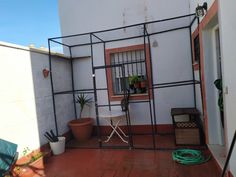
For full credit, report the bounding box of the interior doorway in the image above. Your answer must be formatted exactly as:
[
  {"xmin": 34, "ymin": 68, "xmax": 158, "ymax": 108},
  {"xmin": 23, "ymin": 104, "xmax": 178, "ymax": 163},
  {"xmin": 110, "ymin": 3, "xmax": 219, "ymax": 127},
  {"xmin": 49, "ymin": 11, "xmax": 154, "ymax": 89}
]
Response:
[
  {"xmin": 214, "ymin": 27, "xmax": 224, "ymax": 131},
  {"xmin": 202, "ymin": 16, "xmax": 226, "ymax": 168}
]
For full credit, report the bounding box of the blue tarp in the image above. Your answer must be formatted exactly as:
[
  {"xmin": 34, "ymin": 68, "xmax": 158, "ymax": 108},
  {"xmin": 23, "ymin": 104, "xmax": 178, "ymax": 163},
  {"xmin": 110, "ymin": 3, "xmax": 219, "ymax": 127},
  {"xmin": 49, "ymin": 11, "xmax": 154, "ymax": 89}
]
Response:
[{"xmin": 0, "ymin": 139, "xmax": 17, "ymax": 176}]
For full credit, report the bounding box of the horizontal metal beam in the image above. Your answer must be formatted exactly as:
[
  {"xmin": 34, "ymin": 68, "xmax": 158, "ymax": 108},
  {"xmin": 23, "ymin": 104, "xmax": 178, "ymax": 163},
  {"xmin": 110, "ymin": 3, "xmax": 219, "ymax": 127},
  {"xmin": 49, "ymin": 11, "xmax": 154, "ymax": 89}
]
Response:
[
  {"xmin": 70, "ymin": 26, "xmax": 189, "ymax": 48},
  {"xmin": 149, "ymin": 26, "xmax": 189, "ymax": 36},
  {"xmin": 152, "ymin": 81, "xmax": 200, "ymax": 89},
  {"xmin": 91, "ymin": 33, "xmax": 105, "ymax": 42},
  {"xmin": 49, "ymin": 13, "xmax": 195, "ymax": 40},
  {"xmin": 153, "ymin": 80, "xmax": 197, "ymax": 86},
  {"xmin": 93, "ymin": 63, "xmax": 123, "ymax": 70},
  {"xmin": 49, "ymin": 39, "xmax": 70, "ymax": 48}
]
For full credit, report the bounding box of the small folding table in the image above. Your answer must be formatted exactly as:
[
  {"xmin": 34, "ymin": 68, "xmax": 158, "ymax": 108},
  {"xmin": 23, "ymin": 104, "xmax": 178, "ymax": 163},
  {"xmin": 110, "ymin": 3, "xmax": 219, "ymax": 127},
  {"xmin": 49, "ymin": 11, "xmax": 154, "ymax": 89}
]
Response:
[{"xmin": 99, "ymin": 109, "xmax": 128, "ymax": 143}]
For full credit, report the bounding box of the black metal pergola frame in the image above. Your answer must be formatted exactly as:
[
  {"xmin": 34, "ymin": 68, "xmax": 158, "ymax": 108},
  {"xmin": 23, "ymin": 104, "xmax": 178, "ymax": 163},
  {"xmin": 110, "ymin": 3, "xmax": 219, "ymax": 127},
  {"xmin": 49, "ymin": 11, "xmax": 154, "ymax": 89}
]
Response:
[{"xmin": 48, "ymin": 13, "xmax": 203, "ymax": 150}]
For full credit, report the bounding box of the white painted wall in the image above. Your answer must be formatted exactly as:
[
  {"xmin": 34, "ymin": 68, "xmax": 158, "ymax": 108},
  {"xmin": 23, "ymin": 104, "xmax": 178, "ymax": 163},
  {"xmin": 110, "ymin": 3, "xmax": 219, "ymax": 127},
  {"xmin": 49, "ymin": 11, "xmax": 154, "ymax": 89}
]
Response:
[
  {"xmin": 58, "ymin": 0, "xmax": 190, "ymax": 36},
  {"xmin": 0, "ymin": 42, "xmax": 74, "ymax": 156},
  {"xmin": 190, "ymin": 1, "xmax": 222, "ymax": 142},
  {"xmin": 71, "ymin": 30, "xmax": 195, "ymax": 125},
  {"xmin": 218, "ymin": 0, "xmax": 236, "ymax": 175},
  {"xmin": 58, "ymin": 0, "xmax": 195, "ymax": 125},
  {"xmin": 59, "ymin": 0, "xmax": 193, "ymax": 57}
]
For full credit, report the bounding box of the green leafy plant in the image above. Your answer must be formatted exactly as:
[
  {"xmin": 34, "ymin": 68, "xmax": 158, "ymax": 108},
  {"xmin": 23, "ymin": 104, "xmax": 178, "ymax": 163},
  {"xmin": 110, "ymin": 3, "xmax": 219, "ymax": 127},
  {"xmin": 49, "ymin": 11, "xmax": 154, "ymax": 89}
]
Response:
[
  {"xmin": 214, "ymin": 79, "xmax": 223, "ymax": 112},
  {"xmin": 129, "ymin": 75, "xmax": 140, "ymax": 84},
  {"xmin": 30, "ymin": 151, "xmax": 43, "ymax": 163},
  {"xmin": 22, "ymin": 147, "xmax": 30, "ymax": 156},
  {"xmin": 128, "ymin": 75, "xmax": 133, "ymax": 85},
  {"xmin": 140, "ymin": 76, "xmax": 147, "ymax": 83},
  {"xmin": 20, "ymin": 148, "xmax": 44, "ymax": 165},
  {"xmin": 75, "ymin": 94, "xmax": 93, "ymax": 118}
]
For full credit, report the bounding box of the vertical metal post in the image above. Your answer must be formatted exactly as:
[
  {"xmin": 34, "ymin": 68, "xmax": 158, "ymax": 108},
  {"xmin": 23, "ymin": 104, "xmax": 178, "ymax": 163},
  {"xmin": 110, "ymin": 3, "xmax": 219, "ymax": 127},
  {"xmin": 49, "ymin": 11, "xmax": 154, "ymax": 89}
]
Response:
[
  {"xmin": 134, "ymin": 51, "xmax": 138, "ymax": 74},
  {"xmin": 131, "ymin": 51, "xmax": 134, "ymax": 75},
  {"xmin": 221, "ymin": 130, "xmax": 236, "ymax": 177},
  {"xmin": 189, "ymin": 27, "xmax": 197, "ymax": 108},
  {"xmin": 139, "ymin": 51, "xmax": 143, "ymax": 75},
  {"xmin": 147, "ymin": 33, "xmax": 158, "ymax": 134},
  {"xmin": 48, "ymin": 39, "xmax": 59, "ymax": 136},
  {"xmin": 124, "ymin": 52, "xmax": 130, "ymax": 76},
  {"xmin": 117, "ymin": 52, "xmax": 122, "ymax": 92},
  {"xmin": 143, "ymin": 24, "xmax": 156, "ymax": 149},
  {"xmin": 197, "ymin": 17, "xmax": 205, "ymax": 116},
  {"xmin": 121, "ymin": 65, "xmax": 133, "ymax": 148},
  {"xmin": 90, "ymin": 34, "xmax": 102, "ymax": 148},
  {"xmin": 103, "ymin": 42, "xmax": 111, "ymax": 111},
  {"xmin": 69, "ymin": 47, "xmax": 77, "ymax": 118},
  {"xmin": 103, "ymin": 42, "xmax": 113, "ymax": 126}
]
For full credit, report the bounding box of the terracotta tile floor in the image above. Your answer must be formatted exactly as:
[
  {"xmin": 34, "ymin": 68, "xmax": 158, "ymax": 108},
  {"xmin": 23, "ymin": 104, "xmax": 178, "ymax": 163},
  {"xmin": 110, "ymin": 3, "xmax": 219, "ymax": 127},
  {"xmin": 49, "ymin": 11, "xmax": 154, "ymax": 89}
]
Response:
[
  {"xmin": 16, "ymin": 148, "xmax": 221, "ymax": 177},
  {"xmin": 66, "ymin": 134, "xmax": 206, "ymax": 150},
  {"xmin": 13, "ymin": 135, "xmax": 221, "ymax": 177}
]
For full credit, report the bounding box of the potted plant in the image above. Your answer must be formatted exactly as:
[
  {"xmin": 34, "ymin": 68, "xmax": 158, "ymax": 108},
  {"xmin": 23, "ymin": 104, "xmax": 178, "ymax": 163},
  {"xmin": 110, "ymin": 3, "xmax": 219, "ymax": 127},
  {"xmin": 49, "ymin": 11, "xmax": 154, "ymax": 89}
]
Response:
[
  {"xmin": 44, "ymin": 130, "xmax": 65, "ymax": 155},
  {"xmin": 128, "ymin": 75, "xmax": 134, "ymax": 90},
  {"xmin": 140, "ymin": 76, "xmax": 147, "ymax": 88},
  {"xmin": 13, "ymin": 147, "xmax": 51, "ymax": 176},
  {"xmin": 214, "ymin": 78, "xmax": 224, "ymax": 128},
  {"xmin": 130, "ymin": 75, "xmax": 140, "ymax": 89},
  {"xmin": 140, "ymin": 76, "xmax": 147, "ymax": 93},
  {"xmin": 68, "ymin": 94, "xmax": 94, "ymax": 142}
]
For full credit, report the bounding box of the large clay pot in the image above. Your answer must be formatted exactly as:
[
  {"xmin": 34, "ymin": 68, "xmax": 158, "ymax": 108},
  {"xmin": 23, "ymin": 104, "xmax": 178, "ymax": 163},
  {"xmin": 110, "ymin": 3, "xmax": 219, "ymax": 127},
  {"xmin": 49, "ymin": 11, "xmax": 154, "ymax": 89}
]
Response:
[{"xmin": 68, "ymin": 118, "xmax": 94, "ymax": 142}]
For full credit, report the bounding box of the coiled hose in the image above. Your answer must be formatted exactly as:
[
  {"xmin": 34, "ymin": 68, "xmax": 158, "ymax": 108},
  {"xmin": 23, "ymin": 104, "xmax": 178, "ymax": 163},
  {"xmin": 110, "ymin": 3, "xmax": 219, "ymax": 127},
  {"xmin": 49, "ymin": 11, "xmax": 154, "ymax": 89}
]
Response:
[{"xmin": 172, "ymin": 149, "xmax": 211, "ymax": 165}]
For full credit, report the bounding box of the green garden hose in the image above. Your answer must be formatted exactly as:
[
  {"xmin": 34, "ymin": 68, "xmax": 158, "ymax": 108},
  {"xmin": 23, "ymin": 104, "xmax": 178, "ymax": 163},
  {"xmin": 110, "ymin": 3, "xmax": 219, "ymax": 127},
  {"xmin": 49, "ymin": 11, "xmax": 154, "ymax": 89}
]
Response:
[{"xmin": 172, "ymin": 149, "xmax": 211, "ymax": 165}]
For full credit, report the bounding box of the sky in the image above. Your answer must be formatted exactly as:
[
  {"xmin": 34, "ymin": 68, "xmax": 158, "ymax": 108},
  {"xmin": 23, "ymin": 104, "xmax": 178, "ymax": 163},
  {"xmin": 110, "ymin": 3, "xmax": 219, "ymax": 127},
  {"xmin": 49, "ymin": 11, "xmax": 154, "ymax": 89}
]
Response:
[{"xmin": 0, "ymin": 0, "xmax": 61, "ymax": 48}]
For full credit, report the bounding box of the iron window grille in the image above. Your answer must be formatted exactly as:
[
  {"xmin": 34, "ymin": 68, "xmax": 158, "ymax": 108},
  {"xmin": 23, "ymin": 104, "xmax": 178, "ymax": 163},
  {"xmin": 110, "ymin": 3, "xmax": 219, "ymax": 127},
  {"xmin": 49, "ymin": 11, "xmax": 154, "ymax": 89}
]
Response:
[{"xmin": 110, "ymin": 49, "xmax": 147, "ymax": 95}]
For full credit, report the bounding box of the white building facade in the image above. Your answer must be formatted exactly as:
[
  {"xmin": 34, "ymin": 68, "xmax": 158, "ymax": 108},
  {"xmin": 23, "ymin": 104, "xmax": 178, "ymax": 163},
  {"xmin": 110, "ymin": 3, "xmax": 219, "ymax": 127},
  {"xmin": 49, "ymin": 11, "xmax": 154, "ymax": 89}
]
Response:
[{"xmin": 58, "ymin": 0, "xmax": 236, "ymax": 176}]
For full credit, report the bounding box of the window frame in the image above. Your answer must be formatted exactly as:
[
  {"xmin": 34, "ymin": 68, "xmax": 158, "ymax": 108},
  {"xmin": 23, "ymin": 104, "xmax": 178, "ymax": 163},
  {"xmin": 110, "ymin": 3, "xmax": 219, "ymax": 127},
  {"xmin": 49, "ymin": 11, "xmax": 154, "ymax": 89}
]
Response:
[
  {"xmin": 192, "ymin": 29, "xmax": 201, "ymax": 70},
  {"xmin": 105, "ymin": 44, "xmax": 152, "ymax": 101}
]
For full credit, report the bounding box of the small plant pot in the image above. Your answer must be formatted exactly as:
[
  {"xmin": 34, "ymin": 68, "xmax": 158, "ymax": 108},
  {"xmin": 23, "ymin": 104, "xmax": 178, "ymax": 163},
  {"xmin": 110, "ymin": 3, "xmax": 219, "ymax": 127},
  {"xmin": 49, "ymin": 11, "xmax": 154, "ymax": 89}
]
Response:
[
  {"xmin": 42, "ymin": 68, "xmax": 50, "ymax": 78},
  {"xmin": 68, "ymin": 118, "xmax": 94, "ymax": 142},
  {"xmin": 49, "ymin": 136, "xmax": 65, "ymax": 155},
  {"xmin": 14, "ymin": 156, "xmax": 44, "ymax": 176},
  {"xmin": 134, "ymin": 82, "xmax": 140, "ymax": 89},
  {"xmin": 140, "ymin": 81, "xmax": 146, "ymax": 88}
]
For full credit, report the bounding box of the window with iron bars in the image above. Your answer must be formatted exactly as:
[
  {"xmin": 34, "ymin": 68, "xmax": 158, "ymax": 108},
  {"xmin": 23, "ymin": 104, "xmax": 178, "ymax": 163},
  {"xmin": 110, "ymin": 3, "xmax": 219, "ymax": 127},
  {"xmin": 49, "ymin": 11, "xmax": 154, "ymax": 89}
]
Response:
[
  {"xmin": 194, "ymin": 34, "xmax": 200, "ymax": 64},
  {"xmin": 111, "ymin": 50, "xmax": 147, "ymax": 95},
  {"xmin": 106, "ymin": 44, "xmax": 152, "ymax": 101}
]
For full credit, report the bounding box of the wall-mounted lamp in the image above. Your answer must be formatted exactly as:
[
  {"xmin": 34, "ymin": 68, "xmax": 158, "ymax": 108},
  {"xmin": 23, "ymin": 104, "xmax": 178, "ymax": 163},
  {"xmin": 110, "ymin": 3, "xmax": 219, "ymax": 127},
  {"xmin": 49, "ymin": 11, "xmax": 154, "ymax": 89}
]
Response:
[
  {"xmin": 43, "ymin": 68, "xmax": 50, "ymax": 78},
  {"xmin": 195, "ymin": 2, "xmax": 208, "ymax": 17}
]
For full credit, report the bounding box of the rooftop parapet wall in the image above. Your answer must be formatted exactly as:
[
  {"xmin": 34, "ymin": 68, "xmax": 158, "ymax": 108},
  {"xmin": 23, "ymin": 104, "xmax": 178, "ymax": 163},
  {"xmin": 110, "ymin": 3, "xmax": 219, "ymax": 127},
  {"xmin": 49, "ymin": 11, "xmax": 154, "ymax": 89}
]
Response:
[{"xmin": 0, "ymin": 42, "xmax": 73, "ymax": 156}]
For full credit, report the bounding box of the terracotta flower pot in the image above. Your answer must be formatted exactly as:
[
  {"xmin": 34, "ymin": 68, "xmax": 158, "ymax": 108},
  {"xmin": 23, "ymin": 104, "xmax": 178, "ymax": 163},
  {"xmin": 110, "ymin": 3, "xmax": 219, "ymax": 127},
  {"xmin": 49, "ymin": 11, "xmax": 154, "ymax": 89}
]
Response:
[
  {"xmin": 68, "ymin": 118, "xmax": 94, "ymax": 142},
  {"xmin": 134, "ymin": 82, "xmax": 140, "ymax": 89},
  {"xmin": 140, "ymin": 81, "xmax": 146, "ymax": 88},
  {"xmin": 14, "ymin": 149, "xmax": 51, "ymax": 176},
  {"xmin": 42, "ymin": 68, "xmax": 49, "ymax": 78},
  {"xmin": 14, "ymin": 157, "xmax": 44, "ymax": 176}
]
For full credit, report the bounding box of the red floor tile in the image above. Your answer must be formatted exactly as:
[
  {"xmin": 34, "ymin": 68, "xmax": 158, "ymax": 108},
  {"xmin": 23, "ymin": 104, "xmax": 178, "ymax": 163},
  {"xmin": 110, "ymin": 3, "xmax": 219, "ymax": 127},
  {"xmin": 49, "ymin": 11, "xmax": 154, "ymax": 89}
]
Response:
[{"xmin": 13, "ymin": 135, "xmax": 221, "ymax": 177}]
